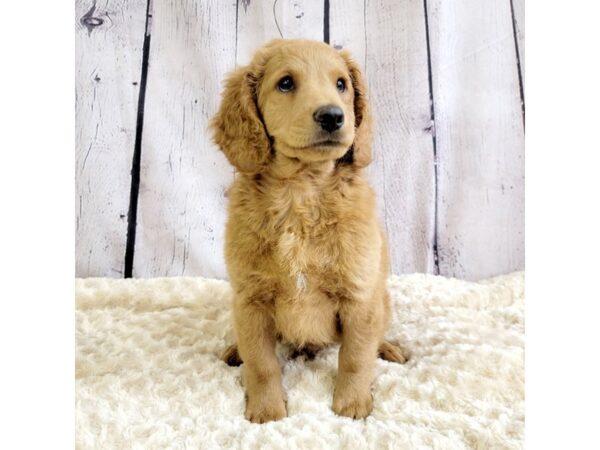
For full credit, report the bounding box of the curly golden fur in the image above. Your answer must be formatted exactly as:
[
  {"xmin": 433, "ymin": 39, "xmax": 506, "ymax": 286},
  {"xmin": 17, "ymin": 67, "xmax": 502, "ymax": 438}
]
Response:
[{"xmin": 211, "ymin": 39, "xmax": 406, "ymax": 423}]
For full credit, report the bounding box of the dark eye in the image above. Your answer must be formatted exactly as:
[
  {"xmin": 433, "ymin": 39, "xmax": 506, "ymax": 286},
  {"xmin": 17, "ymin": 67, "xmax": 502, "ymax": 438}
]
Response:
[
  {"xmin": 277, "ymin": 76, "xmax": 294, "ymax": 92},
  {"xmin": 337, "ymin": 78, "xmax": 346, "ymax": 92}
]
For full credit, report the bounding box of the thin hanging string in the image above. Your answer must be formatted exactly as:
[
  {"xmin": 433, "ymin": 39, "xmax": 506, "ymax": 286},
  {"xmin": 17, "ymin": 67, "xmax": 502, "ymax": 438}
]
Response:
[{"xmin": 273, "ymin": 0, "xmax": 284, "ymax": 38}]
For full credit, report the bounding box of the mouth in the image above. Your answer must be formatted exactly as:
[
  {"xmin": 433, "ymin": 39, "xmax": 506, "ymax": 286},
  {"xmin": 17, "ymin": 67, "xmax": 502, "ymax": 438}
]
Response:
[
  {"xmin": 312, "ymin": 139, "xmax": 343, "ymax": 148},
  {"xmin": 277, "ymin": 136, "xmax": 351, "ymax": 155},
  {"xmin": 291, "ymin": 139, "xmax": 347, "ymax": 151}
]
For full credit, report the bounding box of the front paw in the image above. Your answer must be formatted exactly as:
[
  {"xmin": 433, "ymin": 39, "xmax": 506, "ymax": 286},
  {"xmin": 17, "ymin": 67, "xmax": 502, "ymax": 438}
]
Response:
[
  {"xmin": 332, "ymin": 391, "xmax": 373, "ymax": 419},
  {"xmin": 245, "ymin": 394, "xmax": 287, "ymax": 423}
]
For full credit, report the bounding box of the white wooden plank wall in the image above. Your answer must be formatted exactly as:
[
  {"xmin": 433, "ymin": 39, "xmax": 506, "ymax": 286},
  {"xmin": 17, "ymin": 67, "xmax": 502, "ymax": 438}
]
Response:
[
  {"xmin": 428, "ymin": 0, "xmax": 525, "ymax": 279},
  {"xmin": 237, "ymin": 0, "xmax": 324, "ymax": 65},
  {"xmin": 368, "ymin": 1, "xmax": 437, "ymax": 274},
  {"xmin": 132, "ymin": 0, "xmax": 236, "ymax": 278},
  {"xmin": 512, "ymin": 0, "xmax": 525, "ymax": 119},
  {"xmin": 330, "ymin": 0, "xmax": 436, "ymax": 274},
  {"xmin": 75, "ymin": 0, "xmax": 147, "ymax": 276},
  {"xmin": 512, "ymin": 0, "xmax": 525, "ymax": 77},
  {"xmin": 75, "ymin": 0, "xmax": 525, "ymax": 280}
]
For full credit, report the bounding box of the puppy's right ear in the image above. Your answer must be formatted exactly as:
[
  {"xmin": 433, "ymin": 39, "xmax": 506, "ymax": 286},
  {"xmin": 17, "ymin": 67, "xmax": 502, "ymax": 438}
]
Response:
[{"xmin": 211, "ymin": 67, "xmax": 270, "ymax": 173}]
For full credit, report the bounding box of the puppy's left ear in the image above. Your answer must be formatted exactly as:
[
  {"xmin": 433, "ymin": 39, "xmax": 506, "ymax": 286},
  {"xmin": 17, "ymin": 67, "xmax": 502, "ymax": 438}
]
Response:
[{"xmin": 340, "ymin": 50, "xmax": 373, "ymax": 168}]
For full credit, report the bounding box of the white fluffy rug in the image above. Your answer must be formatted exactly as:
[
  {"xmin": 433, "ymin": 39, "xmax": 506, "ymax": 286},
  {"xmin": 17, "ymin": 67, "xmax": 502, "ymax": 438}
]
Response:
[{"xmin": 76, "ymin": 272, "xmax": 524, "ymax": 449}]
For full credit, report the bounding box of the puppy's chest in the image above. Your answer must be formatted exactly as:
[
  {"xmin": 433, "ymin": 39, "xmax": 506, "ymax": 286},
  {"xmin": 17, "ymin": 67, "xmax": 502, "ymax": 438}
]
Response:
[{"xmin": 268, "ymin": 185, "xmax": 342, "ymax": 276}]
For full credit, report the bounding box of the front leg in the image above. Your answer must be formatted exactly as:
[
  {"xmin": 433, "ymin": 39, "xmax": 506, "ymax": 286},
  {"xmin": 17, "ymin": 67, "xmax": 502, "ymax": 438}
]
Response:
[
  {"xmin": 234, "ymin": 298, "xmax": 287, "ymax": 423},
  {"xmin": 332, "ymin": 296, "xmax": 382, "ymax": 419}
]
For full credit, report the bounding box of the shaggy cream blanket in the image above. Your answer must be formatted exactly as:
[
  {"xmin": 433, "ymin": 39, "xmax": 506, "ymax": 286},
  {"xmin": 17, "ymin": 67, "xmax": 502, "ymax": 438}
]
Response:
[{"xmin": 76, "ymin": 273, "xmax": 524, "ymax": 449}]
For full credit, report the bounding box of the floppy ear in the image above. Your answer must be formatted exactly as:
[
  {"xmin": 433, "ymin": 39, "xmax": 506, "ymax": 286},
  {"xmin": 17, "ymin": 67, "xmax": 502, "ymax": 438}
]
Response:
[
  {"xmin": 340, "ymin": 51, "xmax": 373, "ymax": 168},
  {"xmin": 211, "ymin": 67, "xmax": 270, "ymax": 173}
]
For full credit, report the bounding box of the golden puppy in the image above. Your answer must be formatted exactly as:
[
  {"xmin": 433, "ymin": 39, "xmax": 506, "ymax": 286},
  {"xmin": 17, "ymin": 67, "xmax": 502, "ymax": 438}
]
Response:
[{"xmin": 211, "ymin": 39, "xmax": 406, "ymax": 423}]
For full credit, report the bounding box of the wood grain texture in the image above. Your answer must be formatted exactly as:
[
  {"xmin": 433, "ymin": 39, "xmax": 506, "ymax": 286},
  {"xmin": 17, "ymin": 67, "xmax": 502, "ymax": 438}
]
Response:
[
  {"xmin": 512, "ymin": 0, "xmax": 524, "ymax": 76},
  {"xmin": 132, "ymin": 0, "xmax": 236, "ymax": 278},
  {"xmin": 75, "ymin": 0, "xmax": 147, "ymax": 277},
  {"xmin": 75, "ymin": 0, "xmax": 525, "ymax": 280},
  {"xmin": 236, "ymin": 0, "xmax": 324, "ymax": 66},
  {"xmin": 428, "ymin": 0, "xmax": 525, "ymax": 280},
  {"xmin": 328, "ymin": 0, "xmax": 366, "ymax": 67},
  {"xmin": 331, "ymin": 0, "xmax": 437, "ymax": 274},
  {"xmin": 511, "ymin": 0, "xmax": 525, "ymax": 121}
]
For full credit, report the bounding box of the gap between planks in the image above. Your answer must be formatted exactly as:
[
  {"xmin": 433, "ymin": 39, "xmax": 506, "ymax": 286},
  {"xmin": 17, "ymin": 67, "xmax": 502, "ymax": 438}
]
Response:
[
  {"xmin": 124, "ymin": 0, "xmax": 153, "ymax": 278},
  {"xmin": 509, "ymin": 0, "xmax": 525, "ymax": 126},
  {"xmin": 422, "ymin": 0, "xmax": 440, "ymax": 275}
]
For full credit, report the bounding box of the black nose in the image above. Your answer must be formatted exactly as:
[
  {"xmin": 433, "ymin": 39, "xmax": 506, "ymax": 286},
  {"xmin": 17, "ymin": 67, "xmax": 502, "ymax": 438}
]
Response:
[{"xmin": 313, "ymin": 105, "xmax": 344, "ymax": 132}]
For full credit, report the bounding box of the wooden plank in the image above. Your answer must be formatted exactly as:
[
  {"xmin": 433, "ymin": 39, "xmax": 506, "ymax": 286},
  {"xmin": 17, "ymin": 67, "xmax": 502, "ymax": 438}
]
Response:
[
  {"xmin": 511, "ymin": 0, "xmax": 525, "ymax": 120},
  {"xmin": 328, "ymin": 0, "xmax": 366, "ymax": 67},
  {"xmin": 236, "ymin": 0, "xmax": 324, "ymax": 65},
  {"xmin": 428, "ymin": 0, "xmax": 525, "ymax": 280},
  {"xmin": 75, "ymin": 0, "xmax": 147, "ymax": 277},
  {"xmin": 331, "ymin": 0, "xmax": 437, "ymax": 274},
  {"xmin": 512, "ymin": 0, "xmax": 525, "ymax": 76},
  {"xmin": 132, "ymin": 1, "xmax": 237, "ymax": 278}
]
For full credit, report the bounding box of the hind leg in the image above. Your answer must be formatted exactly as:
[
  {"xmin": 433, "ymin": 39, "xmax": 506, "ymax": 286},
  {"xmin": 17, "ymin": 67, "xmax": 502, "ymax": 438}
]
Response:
[
  {"xmin": 378, "ymin": 340, "xmax": 408, "ymax": 364},
  {"xmin": 222, "ymin": 343, "xmax": 243, "ymax": 366}
]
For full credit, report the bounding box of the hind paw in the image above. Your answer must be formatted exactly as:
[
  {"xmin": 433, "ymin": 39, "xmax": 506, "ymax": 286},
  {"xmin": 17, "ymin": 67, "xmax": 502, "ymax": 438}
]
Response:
[
  {"xmin": 221, "ymin": 344, "xmax": 243, "ymax": 366},
  {"xmin": 378, "ymin": 340, "xmax": 408, "ymax": 364}
]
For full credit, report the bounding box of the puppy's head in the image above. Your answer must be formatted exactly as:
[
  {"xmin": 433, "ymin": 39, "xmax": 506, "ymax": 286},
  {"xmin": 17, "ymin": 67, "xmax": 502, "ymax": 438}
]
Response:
[{"xmin": 211, "ymin": 39, "xmax": 372, "ymax": 173}]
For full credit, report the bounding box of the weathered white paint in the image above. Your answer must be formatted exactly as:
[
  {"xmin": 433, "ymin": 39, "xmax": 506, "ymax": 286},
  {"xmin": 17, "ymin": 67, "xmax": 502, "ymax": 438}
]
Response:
[
  {"xmin": 513, "ymin": 0, "xmax": 525, "ymax": 77},
  {"xmin": 328, "ymin": 0, "xmax": 366, "ymax": 68},
  {"xmin": 428, "ymin": 0, "xmax": 525, "ymax": 280},
  {"xmin": 75, "ymin": 0, "xmax": 147, "ymax": 277},
  {"xmin": 330, "ymin": 0, "xmax": 437, "ymax": 274},
  {"xmin": 236, "ymin": 0, "xmax": 324, "ymax": 66},
  {"xmin": 132, "ymin": 0, "xmax": 236, "ymax": 277},
  {"xmin": 75, "ymin": 0, "xmax": 525, "ymax": 280},
  {"xmin": 367, "ymin": 0, "xmax": 437, "ymax": 274}
]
